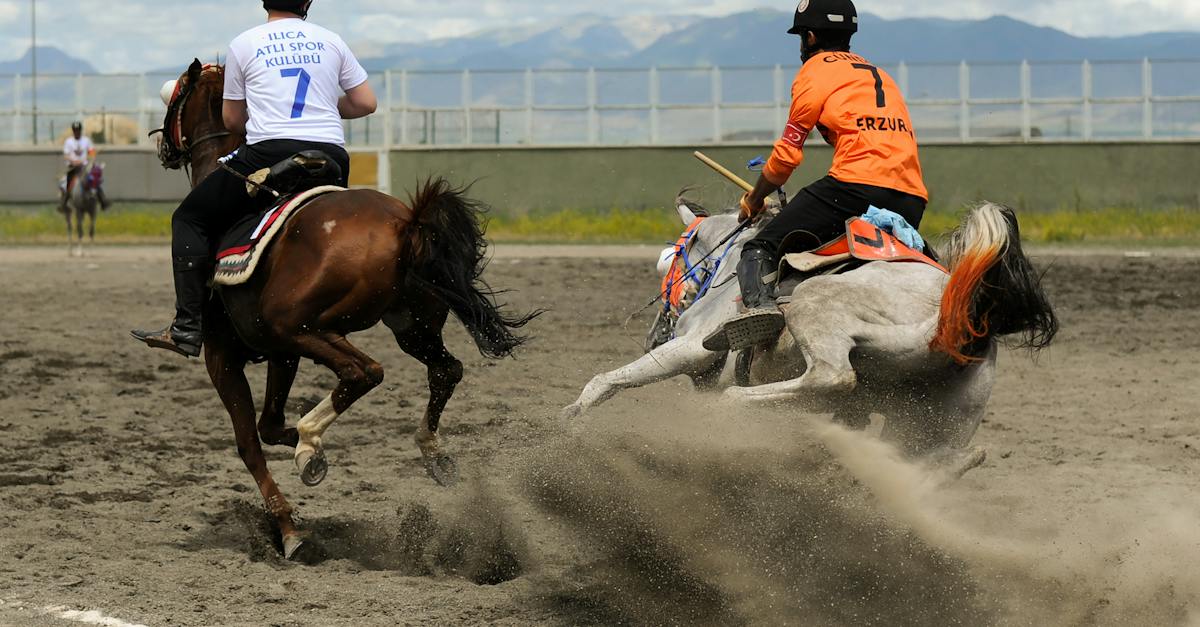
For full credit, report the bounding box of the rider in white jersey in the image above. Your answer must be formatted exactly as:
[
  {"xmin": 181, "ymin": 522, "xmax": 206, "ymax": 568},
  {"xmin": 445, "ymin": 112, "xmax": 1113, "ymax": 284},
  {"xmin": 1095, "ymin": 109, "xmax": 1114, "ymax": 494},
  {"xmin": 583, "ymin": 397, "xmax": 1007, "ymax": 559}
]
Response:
[
  {"xmin": 132, "ymin": 0, "xmax": 377, "ymax": 358},
  {"xmin": 59, "ymin": 121, "xmax": 111, "ymax": 212}
]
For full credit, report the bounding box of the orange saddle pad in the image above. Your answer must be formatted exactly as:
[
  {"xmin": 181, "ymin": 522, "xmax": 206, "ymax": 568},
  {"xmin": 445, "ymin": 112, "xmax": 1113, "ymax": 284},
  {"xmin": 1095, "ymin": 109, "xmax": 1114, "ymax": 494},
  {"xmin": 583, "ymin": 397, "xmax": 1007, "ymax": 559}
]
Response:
[{"xmin": 812, "ymin": 218, "xmax": 947, "ymax": 273}]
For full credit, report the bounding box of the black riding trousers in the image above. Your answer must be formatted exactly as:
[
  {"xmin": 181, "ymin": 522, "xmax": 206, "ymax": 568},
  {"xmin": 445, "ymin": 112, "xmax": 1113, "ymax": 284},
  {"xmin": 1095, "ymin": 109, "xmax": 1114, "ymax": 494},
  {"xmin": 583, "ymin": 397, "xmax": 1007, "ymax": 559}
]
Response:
[
  {"xmin": 745, "ymin": 176, "xmax": 927, "ymax": 257},
  {"xmin": 171, "ymin": 139, "xmax": 351, "ymax": 259}
]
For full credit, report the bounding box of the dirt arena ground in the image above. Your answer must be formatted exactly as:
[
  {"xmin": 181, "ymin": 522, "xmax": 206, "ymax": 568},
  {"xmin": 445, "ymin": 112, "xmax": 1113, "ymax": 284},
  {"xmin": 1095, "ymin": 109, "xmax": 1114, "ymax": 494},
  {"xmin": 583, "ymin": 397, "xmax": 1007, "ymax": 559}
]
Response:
[{"xmin": 1, "ymin": 244, "xmax": 1199, "ymax": 626}]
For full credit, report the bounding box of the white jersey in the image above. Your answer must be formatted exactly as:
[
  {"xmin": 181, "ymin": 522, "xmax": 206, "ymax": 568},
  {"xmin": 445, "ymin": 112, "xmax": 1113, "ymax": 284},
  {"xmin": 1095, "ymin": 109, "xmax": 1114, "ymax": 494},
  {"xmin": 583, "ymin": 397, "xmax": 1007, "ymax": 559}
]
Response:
[
  {"xmin": 224, "ymin": 18, "xmax": 369, "ymax": 147},
  {"xmin": 63, "ymin": 136, "xmax": 93, "ymax": 166}
]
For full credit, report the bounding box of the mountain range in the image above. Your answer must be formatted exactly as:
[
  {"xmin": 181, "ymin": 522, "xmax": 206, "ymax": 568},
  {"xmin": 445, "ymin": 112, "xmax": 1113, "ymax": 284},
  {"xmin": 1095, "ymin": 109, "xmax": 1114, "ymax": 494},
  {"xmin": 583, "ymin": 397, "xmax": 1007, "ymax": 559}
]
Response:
[
  {"xmin": 0, "ymin": 46, "xmax": 96, "ymax": 74},
  {"xmin": 356, "ymin": 9, "xmax": 1200, "ymax": 71},
  {"xmin": 3, "ymin": 10, "xmax": 1198, "ymax": 75}
]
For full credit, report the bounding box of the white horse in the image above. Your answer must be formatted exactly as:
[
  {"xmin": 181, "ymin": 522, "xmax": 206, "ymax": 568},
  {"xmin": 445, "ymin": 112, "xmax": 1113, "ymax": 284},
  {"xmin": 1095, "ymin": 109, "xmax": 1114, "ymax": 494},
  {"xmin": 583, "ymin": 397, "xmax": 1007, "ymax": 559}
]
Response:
[
  {"xmin": 564, "ymin": 200, "xmax": 1057, "ymax": 458},
  {"xmin": 62, "ymin": 158, "xmax": 105, "ymax": 257}
]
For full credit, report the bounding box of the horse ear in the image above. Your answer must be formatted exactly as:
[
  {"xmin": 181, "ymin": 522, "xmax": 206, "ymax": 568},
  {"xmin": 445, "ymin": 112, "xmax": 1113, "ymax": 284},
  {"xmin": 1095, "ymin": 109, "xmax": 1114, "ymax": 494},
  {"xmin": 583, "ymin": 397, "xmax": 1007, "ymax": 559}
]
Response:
[
  {"xmin": 675, "ymin": 202, "xmax": 698, "ymax": 226},
  {"xmin": 188, "ymin": 58, "xmax": 203, "ymax": 83}
]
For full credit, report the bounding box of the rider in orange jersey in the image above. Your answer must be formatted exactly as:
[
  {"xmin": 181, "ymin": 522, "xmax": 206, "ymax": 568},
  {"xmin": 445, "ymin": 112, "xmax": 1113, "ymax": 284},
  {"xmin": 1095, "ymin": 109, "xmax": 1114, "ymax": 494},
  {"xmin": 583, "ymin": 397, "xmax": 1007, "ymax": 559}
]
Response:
[{"xmin": 704, "ymin": 0, "xmax": 929, "ymax": 353}]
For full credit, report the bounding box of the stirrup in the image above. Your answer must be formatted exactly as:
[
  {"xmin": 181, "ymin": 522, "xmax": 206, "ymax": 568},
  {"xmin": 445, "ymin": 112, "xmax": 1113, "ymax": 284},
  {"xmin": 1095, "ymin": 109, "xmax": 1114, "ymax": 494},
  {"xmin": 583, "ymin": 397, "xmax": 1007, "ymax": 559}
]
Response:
[
  {"xmin": 130, "ymin": 326, "xmax": 201, "ymax": 358},
  {"xmin": 703, "ymin": 309, "xmax": 785, "ymax": 352}
]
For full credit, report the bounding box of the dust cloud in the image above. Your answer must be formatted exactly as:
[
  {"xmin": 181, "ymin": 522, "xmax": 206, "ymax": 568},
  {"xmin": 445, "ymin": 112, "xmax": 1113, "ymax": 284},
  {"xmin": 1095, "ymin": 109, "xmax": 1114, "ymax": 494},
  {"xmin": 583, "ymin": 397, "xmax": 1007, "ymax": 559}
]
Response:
[{"xmin": 500, "ymin": 403, "xmax": 1200, "ymax": 626}]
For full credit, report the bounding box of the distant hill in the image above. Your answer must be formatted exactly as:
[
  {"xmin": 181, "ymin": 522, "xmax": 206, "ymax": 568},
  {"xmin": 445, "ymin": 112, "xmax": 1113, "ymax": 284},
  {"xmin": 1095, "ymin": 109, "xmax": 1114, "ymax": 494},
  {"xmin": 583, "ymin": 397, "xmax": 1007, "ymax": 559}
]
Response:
[
  {"xmin": 360, "ymin": 14, "xmax": 700, "ymax": 72},
  {"xmin": 362, "ymin": 10, "xmax": 1200, "ymax": 70},
  {"xmin": 0, "ymin": 46, "xmax": 96, "ymax": 74}
]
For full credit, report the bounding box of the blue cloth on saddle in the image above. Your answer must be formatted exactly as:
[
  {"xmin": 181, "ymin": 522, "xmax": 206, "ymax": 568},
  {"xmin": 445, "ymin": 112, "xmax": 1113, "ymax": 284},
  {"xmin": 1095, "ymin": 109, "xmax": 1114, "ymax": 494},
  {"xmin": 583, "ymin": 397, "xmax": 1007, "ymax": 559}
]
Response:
[{"xmin": 862, "ymin": 206, "xmax": 925, "ymax": 251}]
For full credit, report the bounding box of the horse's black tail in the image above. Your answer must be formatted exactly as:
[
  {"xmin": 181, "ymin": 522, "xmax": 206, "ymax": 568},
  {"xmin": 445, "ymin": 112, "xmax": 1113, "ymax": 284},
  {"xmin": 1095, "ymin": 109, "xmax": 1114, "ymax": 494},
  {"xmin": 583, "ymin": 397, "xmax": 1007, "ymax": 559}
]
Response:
[
  {"xmin": 932, "ymin": 202, "xmax": 1059, "ymax": 364},
  {"xmin": 403, "ymin": 178, "xmax": 541, "ymax": 358}
]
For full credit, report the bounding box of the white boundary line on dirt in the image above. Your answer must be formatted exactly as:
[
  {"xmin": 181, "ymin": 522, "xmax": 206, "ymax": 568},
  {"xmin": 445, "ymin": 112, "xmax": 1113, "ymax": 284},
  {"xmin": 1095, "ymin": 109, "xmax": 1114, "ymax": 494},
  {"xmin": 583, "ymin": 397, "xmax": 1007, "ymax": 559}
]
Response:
[{"xmin": 40, "ymin": 605, "xmax": 149, "ymax": 627}]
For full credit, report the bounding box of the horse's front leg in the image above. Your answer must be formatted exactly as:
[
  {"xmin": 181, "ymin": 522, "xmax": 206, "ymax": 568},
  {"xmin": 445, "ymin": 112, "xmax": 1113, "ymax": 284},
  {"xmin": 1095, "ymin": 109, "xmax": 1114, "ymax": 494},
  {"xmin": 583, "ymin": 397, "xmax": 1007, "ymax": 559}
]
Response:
[
  {"xmin": 204, "ymin": 319, "xmax": 304, "ymax": 558},
  {"xmin": 563, "ymin": 334, "xmax": 723, "ymax": 419},
  {"xmin": 258, "ymin": 358, "xmax": 300, "ymax": 448},
  {"xmin": 722, "ymin": 331, "xmax": 856, "ymax": 408},
  {"xmin": 63, "ymin": 210, "xmax": 73, "ymax": 254}
]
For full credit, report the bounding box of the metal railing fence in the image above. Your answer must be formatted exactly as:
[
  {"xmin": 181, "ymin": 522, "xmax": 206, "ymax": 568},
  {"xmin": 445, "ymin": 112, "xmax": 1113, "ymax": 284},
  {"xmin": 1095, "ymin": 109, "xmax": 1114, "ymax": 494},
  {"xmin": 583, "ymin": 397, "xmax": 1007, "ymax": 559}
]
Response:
[{"xmin": 1, "ymin": 58, "xmax": 1197, "ymax": 148}]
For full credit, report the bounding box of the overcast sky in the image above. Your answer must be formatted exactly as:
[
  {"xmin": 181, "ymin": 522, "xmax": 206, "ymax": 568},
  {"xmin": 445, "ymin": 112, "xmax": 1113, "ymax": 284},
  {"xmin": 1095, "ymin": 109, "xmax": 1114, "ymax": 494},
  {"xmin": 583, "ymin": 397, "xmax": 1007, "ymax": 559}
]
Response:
[{"xmin": 0, "ymin": 0, "xmax": 1197, "ymax": 72}]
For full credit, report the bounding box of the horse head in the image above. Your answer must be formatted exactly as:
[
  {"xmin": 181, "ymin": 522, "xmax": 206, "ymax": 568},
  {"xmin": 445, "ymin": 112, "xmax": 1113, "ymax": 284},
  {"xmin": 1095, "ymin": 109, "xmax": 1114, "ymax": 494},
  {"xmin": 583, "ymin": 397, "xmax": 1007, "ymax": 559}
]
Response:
[
  {"xmin": 155, "ymin": 59, "xmax": 239, "ymax": 182},
  {"xmin": 657, "ymin": 194, "xmax": 759, "ymax": 321}
]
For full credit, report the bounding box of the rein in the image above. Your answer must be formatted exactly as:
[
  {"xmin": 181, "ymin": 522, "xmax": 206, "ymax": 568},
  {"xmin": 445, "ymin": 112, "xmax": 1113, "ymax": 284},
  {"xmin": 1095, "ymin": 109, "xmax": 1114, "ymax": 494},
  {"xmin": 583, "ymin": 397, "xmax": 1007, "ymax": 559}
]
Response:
[{"xmin": 623, "ymin": 218, "xmax": 751, "ymax": 328}]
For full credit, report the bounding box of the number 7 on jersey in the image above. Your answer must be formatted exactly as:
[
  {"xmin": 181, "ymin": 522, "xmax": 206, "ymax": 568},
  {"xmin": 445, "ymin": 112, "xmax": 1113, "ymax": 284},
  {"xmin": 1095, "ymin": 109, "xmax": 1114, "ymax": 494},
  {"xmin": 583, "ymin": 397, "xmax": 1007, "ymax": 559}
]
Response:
[{"xmin": 280, "ymin": 68, "xmax": 312, "ymax": 119}]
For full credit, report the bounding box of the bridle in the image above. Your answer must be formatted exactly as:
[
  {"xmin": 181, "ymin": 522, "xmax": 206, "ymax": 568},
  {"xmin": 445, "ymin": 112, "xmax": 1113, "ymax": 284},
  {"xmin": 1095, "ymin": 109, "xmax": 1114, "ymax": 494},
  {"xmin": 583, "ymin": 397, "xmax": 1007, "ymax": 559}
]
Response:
[
  {"xmin": 663, "ymin": 220, "xmax": 742, "ymax": 318},
  {"xmin": 149, "ymin": 64, "xmax": 232, "ymax": 173}
]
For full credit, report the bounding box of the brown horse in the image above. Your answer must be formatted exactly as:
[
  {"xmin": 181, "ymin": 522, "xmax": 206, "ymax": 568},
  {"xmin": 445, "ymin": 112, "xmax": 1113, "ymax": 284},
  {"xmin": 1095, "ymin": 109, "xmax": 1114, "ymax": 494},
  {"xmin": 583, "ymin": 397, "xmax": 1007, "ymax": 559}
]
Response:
[{"xmin": 154, "ymin": 59, "xmax": 537, "ymax": 558}]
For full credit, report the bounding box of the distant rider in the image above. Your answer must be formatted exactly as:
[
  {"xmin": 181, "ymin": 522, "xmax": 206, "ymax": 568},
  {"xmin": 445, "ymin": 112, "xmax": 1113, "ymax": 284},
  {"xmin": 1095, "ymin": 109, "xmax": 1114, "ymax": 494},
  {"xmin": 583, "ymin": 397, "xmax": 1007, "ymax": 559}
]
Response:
[
  {"xmin": 704, "ymin": 0, "xmax": 929, "ymax": 352},
  {"xmin": 60, "ymin": 121, "xmax": 111, "ymax": 212},
  {"xmin": 131, "ymin": 0, "xmax": 377, "ymax": 358}
]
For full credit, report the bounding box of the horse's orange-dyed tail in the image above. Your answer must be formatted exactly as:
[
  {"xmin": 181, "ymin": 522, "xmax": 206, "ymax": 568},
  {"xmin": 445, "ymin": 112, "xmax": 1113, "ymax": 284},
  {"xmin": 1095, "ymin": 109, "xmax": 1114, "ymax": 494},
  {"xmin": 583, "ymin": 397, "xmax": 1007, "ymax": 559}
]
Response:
[
  {"xmin": 930, "ymin": 203, "xmax": 1058, "ymax": 365},
  {"xmin": 930, "ymin": 241, "xmax": 1004, "ymax": 364}
]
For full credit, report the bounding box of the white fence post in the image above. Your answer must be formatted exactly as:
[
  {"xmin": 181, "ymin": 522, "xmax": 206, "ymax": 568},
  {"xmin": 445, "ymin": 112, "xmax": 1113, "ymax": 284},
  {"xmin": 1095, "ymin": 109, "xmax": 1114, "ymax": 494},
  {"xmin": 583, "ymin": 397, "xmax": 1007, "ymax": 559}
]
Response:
[
  {"xmin": 524, "ymin": 68, "xmax": 534, "ymax": 145},
  {"xmin": 773, "ymin": 64, "xmax": 785, "ymax": 131},
  {"xmin": 382, "ymin": 70, "xmax": 394, "ymax": 150},
  {"xmin": 649, "ymin": 66, "xmax": 660, "ymax": 144},
  {"xmin": 1082, "ymin": 60, "xmax": 1093, "ymax": 140},
  {"xmin": 1142, "ymin": 58, "xmax": 1153, "ymax": 139},
  {"xmin": 399, "ymin": 69, "xmax": 409, "ymax": 147},
  {"xmin": 13, "ymin": 74, "xmax": 21, "ymax": 145},
  {"xmin": 75, "ymin": 73, "xmax": 84, "ymax": 121},
  {"xmin": 959, "ymin": 61, "xmax": 971, "ymax": 142},
  {"xmin": 462, "ymin": 69, "xmax": 472, "ymax": 145},
  {"xmin": 136, "ymin": 73, "xmax": 147, "ymax": 146},
  {"xmin": 587, "ymin": 67, "xmax": 598, "ymax": 144},
  {"xmin": 711, "ymin": 66, "xmax": 722, "ymax": 143},
  {"xmin": 1020, "ymin": 60, "xmax": 1032, "ymax": 141}
]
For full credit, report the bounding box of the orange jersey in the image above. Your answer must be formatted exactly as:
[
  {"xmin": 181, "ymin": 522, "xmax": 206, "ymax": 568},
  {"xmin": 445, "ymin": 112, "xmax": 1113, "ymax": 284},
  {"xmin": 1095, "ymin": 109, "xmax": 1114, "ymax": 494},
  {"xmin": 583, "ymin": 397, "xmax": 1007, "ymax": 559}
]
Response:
[{"xmin": 764, "ymin": 51, "xmax": 928, "ymax": 201}]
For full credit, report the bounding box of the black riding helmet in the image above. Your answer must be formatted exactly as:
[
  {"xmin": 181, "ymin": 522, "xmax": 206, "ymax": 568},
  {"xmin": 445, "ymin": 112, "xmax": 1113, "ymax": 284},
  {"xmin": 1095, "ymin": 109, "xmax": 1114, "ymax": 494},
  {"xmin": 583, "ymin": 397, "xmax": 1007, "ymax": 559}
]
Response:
[
  {"xmin": 262, "ymin": 0, "xmax": 312, "ymax": 18},
  {"xmin": 788, "ymin": 0, "xmax": 858, "ymax": 35}
]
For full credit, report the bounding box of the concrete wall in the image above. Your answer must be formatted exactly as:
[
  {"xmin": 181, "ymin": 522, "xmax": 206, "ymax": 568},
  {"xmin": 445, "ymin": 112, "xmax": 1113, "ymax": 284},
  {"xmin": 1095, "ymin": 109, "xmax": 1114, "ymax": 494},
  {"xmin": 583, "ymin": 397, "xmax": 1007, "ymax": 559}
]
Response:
[
  {"xmin": 2, "ymin": 143, "xmax": 1196, "ymax": 212},
  {"xmin": 389, "ymin": 143, "xmax": 1200, "ymax": 214},
  {"xmin": 0, "ymin": 148, "xmax": 191, "ymax": 203}
]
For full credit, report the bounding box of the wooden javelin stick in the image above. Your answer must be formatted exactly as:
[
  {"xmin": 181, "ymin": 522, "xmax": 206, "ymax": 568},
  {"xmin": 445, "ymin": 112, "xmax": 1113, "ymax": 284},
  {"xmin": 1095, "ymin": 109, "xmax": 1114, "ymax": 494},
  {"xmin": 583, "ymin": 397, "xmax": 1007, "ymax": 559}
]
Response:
[{"xmin": 693, "ymin": 150, "xmax": 754, "ymax": 193}]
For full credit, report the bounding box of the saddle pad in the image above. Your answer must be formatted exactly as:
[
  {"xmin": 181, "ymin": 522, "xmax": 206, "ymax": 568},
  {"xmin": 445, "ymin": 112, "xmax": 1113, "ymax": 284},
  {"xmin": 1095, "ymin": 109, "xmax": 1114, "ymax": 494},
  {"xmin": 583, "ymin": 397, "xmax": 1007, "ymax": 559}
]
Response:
[
  {"xmin": 811, "ymin": 218, "xmax": 947, "ymax": 274},
  {"xmin": 213, "ymin": 185, "xmax": 345, "ymax": 287}
]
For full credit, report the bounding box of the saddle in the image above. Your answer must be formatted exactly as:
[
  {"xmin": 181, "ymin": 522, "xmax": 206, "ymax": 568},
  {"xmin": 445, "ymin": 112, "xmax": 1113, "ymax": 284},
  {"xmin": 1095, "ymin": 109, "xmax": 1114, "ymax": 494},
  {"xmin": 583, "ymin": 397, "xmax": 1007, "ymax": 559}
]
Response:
[
  {"xmin": 214, "ymin": 152, "xmax": 347, "ymax": 287},
  {"xmin": 774, "ymin": 218, "xmax": 946, "ymax": 304},
  {"xmin": 245, "ymin": 150, "xmax": 343, "ymax": 198}
]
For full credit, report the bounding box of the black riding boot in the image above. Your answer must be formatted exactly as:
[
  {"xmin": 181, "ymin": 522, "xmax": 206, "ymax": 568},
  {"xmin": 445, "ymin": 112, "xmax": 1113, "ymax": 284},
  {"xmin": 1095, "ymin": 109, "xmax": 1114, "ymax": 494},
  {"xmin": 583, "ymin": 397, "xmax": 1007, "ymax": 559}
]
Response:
[
  {"xmin": 702, "ymin": 248, "xmax": 786, "ymax": 352},
  {"xmin": 130, "ymin": 256, "xmax": 209, "ymax": 358}
]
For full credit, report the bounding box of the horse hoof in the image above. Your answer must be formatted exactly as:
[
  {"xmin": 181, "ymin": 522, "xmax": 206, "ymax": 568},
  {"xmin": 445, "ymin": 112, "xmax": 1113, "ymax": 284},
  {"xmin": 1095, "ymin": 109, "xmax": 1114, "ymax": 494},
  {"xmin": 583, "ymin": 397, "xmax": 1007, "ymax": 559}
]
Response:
[
  {"xmin": 283, "ymin": 534, "xmax": 306, "ymax": 561},
  {"xmin": 951, "ymin": 446, "xmax": 988, "ymax": 480},
  {"xmin": 560, "ymin": 404, "xmax": 583, "ymax": 421},
  {"xmin": 297, "ymin": 449, "xmax": 328, "ymax": 487},
  {"xmin": 424, "ymin": 454, "xmax": 459, "ymax": 488}
]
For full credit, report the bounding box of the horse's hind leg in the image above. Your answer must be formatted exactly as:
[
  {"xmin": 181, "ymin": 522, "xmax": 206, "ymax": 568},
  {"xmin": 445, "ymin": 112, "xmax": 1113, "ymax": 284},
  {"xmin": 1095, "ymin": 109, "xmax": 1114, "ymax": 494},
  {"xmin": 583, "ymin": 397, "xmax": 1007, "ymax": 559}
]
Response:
[
  {"xmin": 722, "ymin": 328, "xmax": 857, "ymax": 407},
  {"xmin": 87, "ymin": 209, "xmax": 96, "ymax": 242},
  {"xmin": 287, "ymin": 333, "xmax": 384, "ymax": 486},
  {"xmin": 204, "ymin": 315, "xmax": 303, "ymax": 558},
  {"xmin": 259, "ymin": 358, "xmax": 300, "ymax": 448},
  {"xmin": 384, "ymin": 307, "xmax": 462, "ymax": 487}
]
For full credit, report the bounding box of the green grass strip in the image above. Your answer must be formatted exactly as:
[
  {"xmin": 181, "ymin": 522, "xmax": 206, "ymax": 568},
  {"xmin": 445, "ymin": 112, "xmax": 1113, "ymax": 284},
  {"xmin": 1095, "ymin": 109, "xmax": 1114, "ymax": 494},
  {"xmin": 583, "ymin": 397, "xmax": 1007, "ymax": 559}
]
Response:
[{"xmin": 2, "ymin": 204, "xmax": 1197, "ymax": 246}]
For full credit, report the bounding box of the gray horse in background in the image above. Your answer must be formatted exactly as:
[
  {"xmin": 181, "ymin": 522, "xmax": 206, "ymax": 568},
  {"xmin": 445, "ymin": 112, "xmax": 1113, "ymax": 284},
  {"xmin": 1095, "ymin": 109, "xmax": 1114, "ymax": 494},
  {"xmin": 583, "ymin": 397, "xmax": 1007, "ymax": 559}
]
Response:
[
  {"xmin": 564, "ymin": 199, "xmax": 1057, "ymax": 462},
  {"xmin": 62, "ymin": 159, "xmax": 105, "ymax": 257}
]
